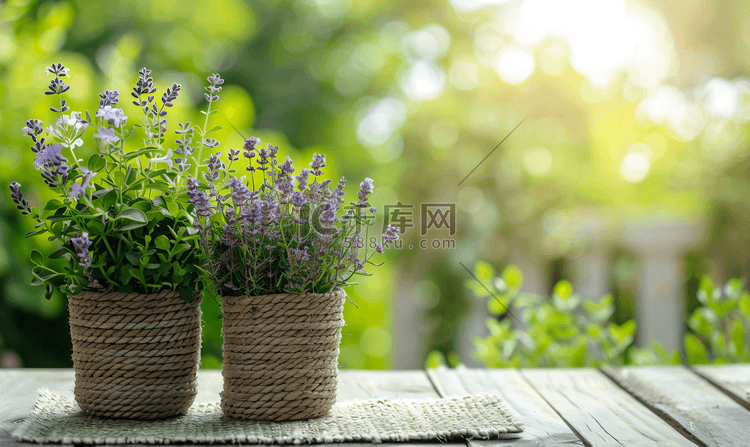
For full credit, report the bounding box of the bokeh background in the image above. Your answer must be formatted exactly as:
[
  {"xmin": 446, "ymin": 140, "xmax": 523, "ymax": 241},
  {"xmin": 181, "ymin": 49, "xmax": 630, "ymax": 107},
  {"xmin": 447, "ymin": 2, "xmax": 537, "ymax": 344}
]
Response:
[{"xmin": 1, "ymin": 0, "xmax": 750, "ymax": 369}]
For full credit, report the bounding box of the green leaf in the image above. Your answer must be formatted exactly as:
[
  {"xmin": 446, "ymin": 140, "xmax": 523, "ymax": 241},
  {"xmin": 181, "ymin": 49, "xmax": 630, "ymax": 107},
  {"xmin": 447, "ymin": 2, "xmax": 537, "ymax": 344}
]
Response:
[
  {"xmin": 205, "ymin": 125, "xmax": 223, "ymax": 135},
  {"xmin": 100, "ymin": 190, "xmax": 118, "ymax": 211},
  {"xmin": 502, "ymin": 265, "xmax": 524, "ymax": 291},
  {"xmin": 30, "ymin": 249, "xmax": 43, "ymax": 265},
  {"xmin": 115, "ymin": 208, "xmax": 148, "ymax": 226},
  {"xmin": 170, "ymin": 242, "xmax": 191, "ymax": 258},
  {"xmin": 685, "ymin": 334, "xmax": 709, "ymax": 364},
  {"xmin": 125, "ymin": 251, "xmax": 141, "ymax": 266},
  {"xmin": 473, "ymin": 261, "xmax": 494, "ymax": 283},
  {"xmin": 121, "ymin": 146, "xmax": 159, "ymax": 162},
  {"xmin": 740, "ymin": 292, "xmax": 750, "ymax": 319},
  {"xmin": 25, "ymin": 229, "xmax": 47, "ymax": 238},
  {"xmin": 48, "ymin": 248, "xmax": 71, "ymax": 259},
  {"xmin": 553, "ymin": 280, "xmax": 573, "ymax": 300},
  {"xmin": 87, "ymin": 153, "xmax": 106, "ymax": 172},
  {"xmin": 425, "ymin": 351, "xmax": 447, "ymax": 368},
  {"xmin": 129, "ymin": 267, "xmax": 146, "ymax": 284},
  {"xmin": 698, "ymin": 276, "xmax": 715, "ymax": 305},
  {"xmin": 43, "ymin": 199, "xmax": 64, "ymax": 211},
  {"xmin": 609, "ymin": 320, "xmax": 636, "ymax": 344},
  {"xmin": 709, "ymin": 299, "xmax": 736, "ymax": 318},
  {"xmin": 178, "ymin": 285, "xmax": 194, "ymax": 303},
  {"xmin": 731, "ymin": 320, "xmax": 745, "ymax": 358},
  {"xmin": 154, "ymin": 235, "xmax": 171, "ymax": 251},
  {"xmin": 688, "ymin": 308, "xmax": 717, "ymax": 336}
]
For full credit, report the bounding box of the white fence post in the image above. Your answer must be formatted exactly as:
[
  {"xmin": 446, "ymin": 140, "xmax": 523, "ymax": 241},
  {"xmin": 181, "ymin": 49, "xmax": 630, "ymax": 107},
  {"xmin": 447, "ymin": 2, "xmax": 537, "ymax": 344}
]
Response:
[{"xmin": 623, "ymin": 218, "xmax": 706, "ymax": 352}]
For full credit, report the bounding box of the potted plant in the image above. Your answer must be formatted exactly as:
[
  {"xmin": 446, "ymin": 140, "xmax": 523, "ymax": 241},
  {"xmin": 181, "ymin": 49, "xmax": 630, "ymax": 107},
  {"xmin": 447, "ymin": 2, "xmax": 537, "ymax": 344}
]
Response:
[
  {"xmin": 188, "ymin": 140, "xmax": 399, "ymax": 421},
  {"xmin": 8, "ymin": 64, "xmax": 221, "ymax": 419}
]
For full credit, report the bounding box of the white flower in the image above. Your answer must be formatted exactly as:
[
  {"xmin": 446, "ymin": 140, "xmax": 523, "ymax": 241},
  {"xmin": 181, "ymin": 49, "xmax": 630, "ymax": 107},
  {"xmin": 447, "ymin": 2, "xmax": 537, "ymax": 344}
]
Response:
[
  {"xmin": 96, "ymin": 106, "xmax": 128, "ymax": 127},
  {"xmin": 150, "ymin": 148, "xmax": 173, "ymax": 170},
  {"xmin": 93, "ymin": 126, "xmax": 119, "ymax": 147},
  {"xmin": 57, "ymin": 112, "xmax": 87, "ymax": 131}
]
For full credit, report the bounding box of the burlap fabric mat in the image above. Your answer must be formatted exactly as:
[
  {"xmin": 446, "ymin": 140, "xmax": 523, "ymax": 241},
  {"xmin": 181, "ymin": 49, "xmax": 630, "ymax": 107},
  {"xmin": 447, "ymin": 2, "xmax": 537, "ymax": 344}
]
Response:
[{"xmin": 9, "ymin": 389, "xmax": 524, "ymax": 444}]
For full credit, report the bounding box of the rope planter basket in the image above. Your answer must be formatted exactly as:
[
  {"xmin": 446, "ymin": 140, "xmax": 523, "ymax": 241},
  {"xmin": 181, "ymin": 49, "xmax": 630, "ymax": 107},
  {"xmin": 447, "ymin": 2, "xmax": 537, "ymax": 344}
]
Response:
[
  {"xmin": 68, "ymin": 289, "xmax": 202, "ymax": 420},
  {"xmin": 221, "ymin": 289, "xmax": 346, "ymax": 421}
]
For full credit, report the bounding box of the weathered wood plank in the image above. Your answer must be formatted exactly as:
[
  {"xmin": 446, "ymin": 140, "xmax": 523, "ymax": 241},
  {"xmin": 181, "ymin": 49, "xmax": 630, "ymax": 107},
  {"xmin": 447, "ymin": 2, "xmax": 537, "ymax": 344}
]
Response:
[
  {"xmin": 603, "ymin": 365, "xmax": 750, "ymax": 447},
  {"xmin": 427, "ymin": 367, "xmax": 583, "ymax": 446},
  {"xmin": 337, "ymin": 369, "xmax": 441, "ymax": 401},
  {"xmin": 693, "ymin": 364, "xmax": 750, "ymax": 411},
  {"xmin": 521, "ymin": 368, "xmax": 695, "ymax": 447}
]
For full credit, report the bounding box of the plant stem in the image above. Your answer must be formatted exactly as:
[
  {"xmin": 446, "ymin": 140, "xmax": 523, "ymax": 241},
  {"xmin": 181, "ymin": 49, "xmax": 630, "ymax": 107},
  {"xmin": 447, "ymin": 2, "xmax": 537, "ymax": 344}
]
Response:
[{"xmin": 195, "ymin": 100, "xmax": 213, "ymax": 178}]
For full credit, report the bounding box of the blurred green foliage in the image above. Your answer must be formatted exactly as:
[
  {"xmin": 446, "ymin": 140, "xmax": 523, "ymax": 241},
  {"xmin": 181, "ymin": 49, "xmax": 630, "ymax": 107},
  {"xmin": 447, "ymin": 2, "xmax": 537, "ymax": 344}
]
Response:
[
  {"xmin": 443, "ymin": 263, "xmax": 750, "ymax": 368},
  {"xmin": 4, "ymin": 0, "xmax": 750, "ymax": 370}
]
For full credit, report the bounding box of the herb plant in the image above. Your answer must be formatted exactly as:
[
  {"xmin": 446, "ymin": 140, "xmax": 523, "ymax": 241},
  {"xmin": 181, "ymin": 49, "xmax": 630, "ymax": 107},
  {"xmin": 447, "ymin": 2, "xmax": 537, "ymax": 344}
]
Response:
[
  {"xmin": 187, "ymin": 142, "xmax": 400, "ymax": 296},
  {"xmin": 9, "ymin": 63, "xmax": 225, "ymax": 301}
]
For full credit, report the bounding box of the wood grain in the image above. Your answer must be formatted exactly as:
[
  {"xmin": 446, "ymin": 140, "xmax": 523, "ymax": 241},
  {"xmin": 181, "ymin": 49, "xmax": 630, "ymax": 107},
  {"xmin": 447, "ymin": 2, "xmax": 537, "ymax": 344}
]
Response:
[
  {"xmin": 603, "ymin": 365, "xmax": 750, "ymax": 447},
  {"xmin": 521, "ymin": 368, "xmax": 695, "ymax": 447},
  {"xmin": 428, "ymin": 367, "xmax": 583, "ymax": 446},
  {"xmin": 693, "ymin": 364, "xmax": 750, "ymax": 410}
]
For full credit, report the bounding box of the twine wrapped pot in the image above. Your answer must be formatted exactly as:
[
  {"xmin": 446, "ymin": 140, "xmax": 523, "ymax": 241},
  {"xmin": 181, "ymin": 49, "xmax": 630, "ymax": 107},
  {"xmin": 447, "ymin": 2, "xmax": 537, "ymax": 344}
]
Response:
[
  {"xmin": 221, "ymin": 289, "xmax": 346, "ymax": 421},
  {"xmin": 68, "ymin": 289, "xmax": 202, "ymax": 419}
]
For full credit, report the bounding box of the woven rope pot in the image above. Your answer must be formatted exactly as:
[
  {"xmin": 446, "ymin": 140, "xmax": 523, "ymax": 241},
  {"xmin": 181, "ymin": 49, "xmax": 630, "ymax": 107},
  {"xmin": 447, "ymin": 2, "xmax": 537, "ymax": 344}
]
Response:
[
  {"xmin": 68, "ymin": 289, "xmax": 201, "ymax": 420},
  {"xmin": 220, "ymin": 288, "xmax": 346, "ymax": 421}
]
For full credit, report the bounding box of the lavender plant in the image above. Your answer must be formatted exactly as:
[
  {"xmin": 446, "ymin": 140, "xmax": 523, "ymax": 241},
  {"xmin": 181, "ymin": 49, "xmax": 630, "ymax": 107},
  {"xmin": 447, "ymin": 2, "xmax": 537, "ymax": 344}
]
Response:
[
  {"xmin": 187, "ymin": 140, "xmax": 399, "ymax": 296},
  {"xmin": 9, "ymin": 63, "xmax": 226, "ymax": 301}
]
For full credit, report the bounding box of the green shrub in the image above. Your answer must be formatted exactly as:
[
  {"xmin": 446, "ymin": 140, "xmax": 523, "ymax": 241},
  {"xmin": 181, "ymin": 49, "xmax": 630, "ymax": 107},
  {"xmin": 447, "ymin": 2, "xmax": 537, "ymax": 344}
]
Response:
[{"xmin": 428, "ymin": 262, "xmax": 750, "ymax": 368}]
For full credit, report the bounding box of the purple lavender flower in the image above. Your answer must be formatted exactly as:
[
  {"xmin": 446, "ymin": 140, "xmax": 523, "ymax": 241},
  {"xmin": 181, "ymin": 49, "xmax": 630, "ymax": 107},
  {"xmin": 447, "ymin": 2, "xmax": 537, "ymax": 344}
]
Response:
[
  {"xmin": 229, "ymin": 177, "xmax": 253, "ymax": 207},
  {"xmin": 131, "ymin": 67, "xmax": 156, "ymax": 108},
  {"xmin": 352, "ymin": 257, "xmax": 365, "ymax": 272},
  {"xmin": 279, "ymin": 156, "xmax": 295, "ymax": 174},
  {"xmin": 291, "ymin": 191, "xmax": 307, "ymax": 208},
  {"xmin": 290, "ymin": 246, "xmax": 310, "ymax": 262},
  {"xmin": 296, "ymin": 168, "xmax": 312, "ymax": 191},
  {"xmin": 243, "ymin": 136, "xmax": 260, "ymax": 154},
  {"xmin": 203, "ymin": 151, "xmax": 225, "ymax": 183},
  {"xmin": 99, "ymin": 90, "xmax": 119, "ymax": 107},
  {"xmin": 369, "ymin": 206, "xmax": 377, "ymax": 214},
  {"xmin": 277, "ymin": 179, "xmax": 294, "ymax": 195},
  {"xmin": 93, "ymin": 126, "xmax": 120, "ymax": 147},
  {"xmin": 356, "ymin": 177, "xmax": 374, "ymax": 206},
  {"xmin": 204, "ymin": 73, "xmax": 224, "ymax": 103},
  {"xmin": 186, "ymin": 177, "xmax": 215, "ymax": 217},
  {"xmin": 333, "ymin": 177, "xmax": 346, "ymax": 203},
  {"xmin": 310, "ymin": 153, "xmax": 326, "ymax": 175},
  {"xmin": 70, "ymin": 232, "xmax": 92, "ymax": 270},
  {"xmin": 382, "ymin": 224, "xmax": 400, "ymax": 244},
  {"xmin": 375, "ymin": 243, "xmax": 384, "ymax": 254},
  {"xmin": 9, "ymin": 182, "xmax": 31, "ymax": 215},
  {"xmin": 22, "ymin": 120, "xmax": 44, "ymax": 138},
  {"xmin": 34, "ymin": 143, "xmax": 67, "ymax": 170},
  {"xmin": 257, "ymin": 198, "xmax": 280, "ymax": 225},
  {"xmin": 69, "ymin": 168, "xmax": 97, "ymax": 201},
  {"xmin": 45, "ymin": 63, "xmax": 69, "ymax": 77}
]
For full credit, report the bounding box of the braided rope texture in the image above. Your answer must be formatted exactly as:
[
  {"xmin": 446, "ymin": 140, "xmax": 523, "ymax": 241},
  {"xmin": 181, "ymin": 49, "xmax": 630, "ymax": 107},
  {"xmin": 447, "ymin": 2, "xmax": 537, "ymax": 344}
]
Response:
[
  {"xmin": 221, "ymin": 289, "xmax": 346, "ymax": 421},
  {"xmin": 68, "ymin": 289, "xmax": 202, "ymax": 420}
]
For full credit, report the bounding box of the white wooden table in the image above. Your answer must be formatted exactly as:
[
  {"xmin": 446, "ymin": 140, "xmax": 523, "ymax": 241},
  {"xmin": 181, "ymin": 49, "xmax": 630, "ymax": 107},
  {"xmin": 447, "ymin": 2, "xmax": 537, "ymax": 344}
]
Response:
[{"xmin": 1, "ymin": 366, "xmax": 750, "ymax": 446}]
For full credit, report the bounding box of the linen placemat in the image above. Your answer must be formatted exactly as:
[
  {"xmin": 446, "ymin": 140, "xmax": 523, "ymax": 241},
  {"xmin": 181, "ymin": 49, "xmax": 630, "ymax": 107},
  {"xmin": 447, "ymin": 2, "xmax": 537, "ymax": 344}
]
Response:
[{"xmin": 8, "ymin": 389, "xmax": 523, "ymax": 444}]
